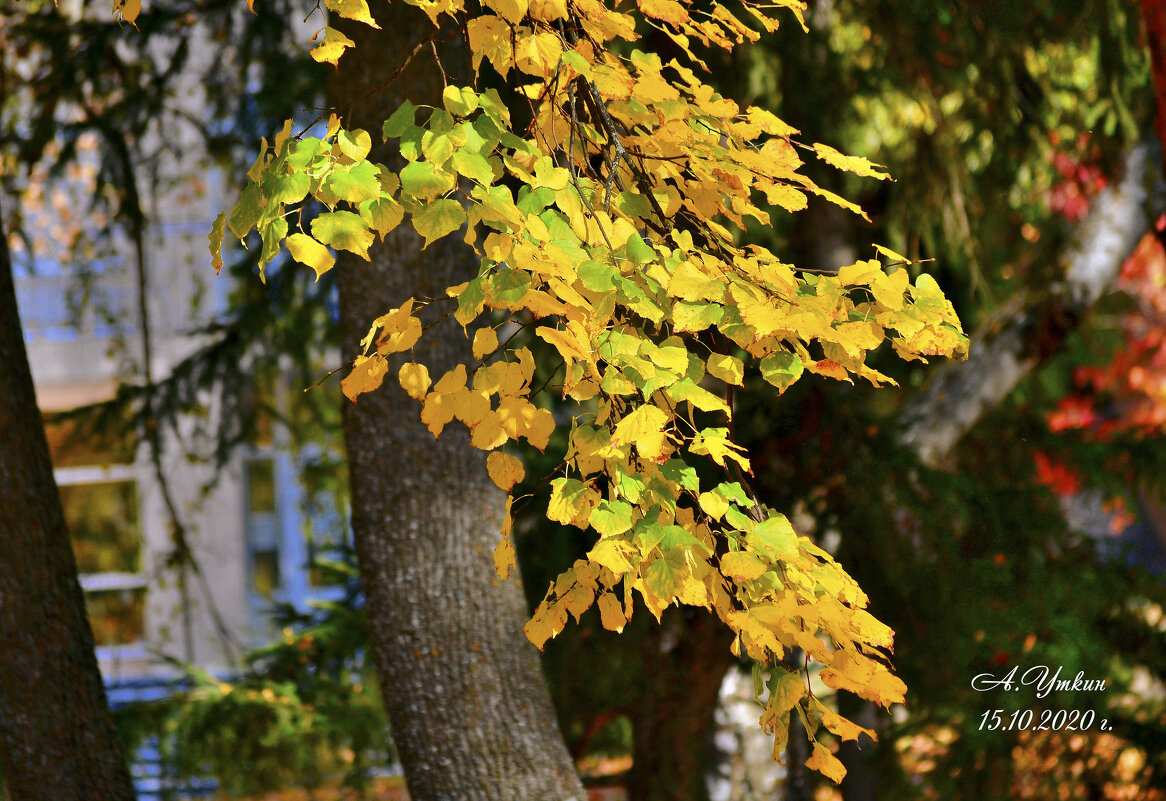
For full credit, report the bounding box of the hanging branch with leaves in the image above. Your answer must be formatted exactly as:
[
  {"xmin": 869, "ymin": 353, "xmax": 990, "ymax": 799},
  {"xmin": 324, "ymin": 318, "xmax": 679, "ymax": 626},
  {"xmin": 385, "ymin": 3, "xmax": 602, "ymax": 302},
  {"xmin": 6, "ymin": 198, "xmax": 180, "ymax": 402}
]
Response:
[{"xmin": 197, "ymin": 0, "xmax": 969, "ymax": 781}]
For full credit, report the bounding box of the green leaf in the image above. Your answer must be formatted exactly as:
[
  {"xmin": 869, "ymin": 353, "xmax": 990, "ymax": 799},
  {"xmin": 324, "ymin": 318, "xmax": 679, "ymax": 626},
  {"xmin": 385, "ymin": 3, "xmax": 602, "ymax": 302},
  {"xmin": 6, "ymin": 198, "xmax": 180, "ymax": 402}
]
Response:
[
  {"xmin": 578, "ymin": 260, "xmax": 620, "ymax": 292},
  {"xmin": 659, "ymin": 524, "xmax": 708, "ymax": 554},
  {"xmin": 759, "ymin": 351, "xmax": 804, "ymax": 393},
  {"xmin": 286, "ymin": 232, "xmax": 335, "ymax": 280},
  {"xmin": 614, "ymin": 466, "xmax": 646, "ymax": 503},
  {"xmin": 590, "ymin": 500, "xmax": 635, "ymax": 537},
  {"xmin": 287, "ymin": 137, "xmax": 325, "ymax": 171},
  {"xmin": 399, "ymin": 161, "xmax": 456, "ymax": 201},
  {"xmin": 516, "ymin": 185, "xmax": 556, "ymax": 215},
  {"xmin": 450, "ymin": 150, "xmax": 494, "ymax": 185},
  {"xmin": 625, "ymin": 233, "xmax": 657, "ymax": 265},
  {"xmin": 209, "ymin": 211, "xmax": 227, "ymax": 274},
  {"xmin": 615, "ymin": 276, "xmax": 666, "ymax": 323},
  {"xmin": 471, "ymin": 114, "xmax": 504, "ymax": 152},
  {"xmin": 359, "ymin": 196, "xmax": 404, "ymax": 237},
  {"xmin": 665, "ymin": 378, "xmax": 731, "ymax": 414},
  {"xmin": 264, "ymin": 171, "xmax": 311, "ymax": 206},
  {"xmin": 421, "ymin": 131, "xmax": 456, "ymax": 167},
  {"xmin": 747, "ymin": 515, "xmax": 798, "ymax": 561},
  {"xmin": 259, "ymin": 216, "xmax": 288, "ymax": 268},
  {"xmin": 228, "ymin": 182, "xmax": 263, "ymax": 240},
  {"xmin": 644, "ymin": 553, "xmax": 683, "ymax": 600},
  {"xmin": 633, "ymin": 519, "xmax": 667, "ymax": 554},
  {"xmin": 455, "ymin": 276, "xmax": 487, "ymax": 326},
  {"xmin": 383, "ymin": 100, "xmax": 417, "ymax": 139},
  {"xmin": 311, "ymin": 211, "xmax": 374, "ymax": 259},
  {"xmin": 673, "ymin": 300, "xmax": 723, "ymax": 332},
  {"xmin": 659, "ymin": 458, "xmax": 699, "ymax": 492},
  {"xmin": 486, "ymin": 269, "xmax": 532, "ymax": 306},
  {"xmin": 714, "ymin": 482, "xmax": 751, "ymax": 506},
  {"xmin": 324, "ymin": 161, "xmax": 381, "ymax": 203},
  {"xmin": 725, "ymin": 504, "xmax": 753, "ymax": 531},
  {"xmin": 399, "ymin": 124, "xmax": 424, "ymax": 161},
  {"xmin": 412, "ymin": 199, "xmax": 466, "ymax": 249},
  {"xmin": 473, "ymin": 184, "xmax": 522, "ymax": 228},
  {"xmin": 615, "ymin": 190, "xmax": 652, "ymax": 218}
]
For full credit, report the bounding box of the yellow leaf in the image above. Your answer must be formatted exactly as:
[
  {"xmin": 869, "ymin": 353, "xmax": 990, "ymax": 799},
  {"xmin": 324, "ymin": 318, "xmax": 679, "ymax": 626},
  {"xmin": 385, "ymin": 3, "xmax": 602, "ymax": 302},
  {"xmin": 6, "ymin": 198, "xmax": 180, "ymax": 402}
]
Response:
[
  {"xmin": 484, "ymin": 0, "xmax": 527, "ymax": 23},
  {"xmin": 588, "ymin": 538, "xmax": 635, "ymax": 575},
  {"xmin": 114, "ymin": 0, "xmax": 142, "ymax": 24},
  {"xmin": 597, "ymin": 592, "xmax": 626, "ymax": 632},
  {"xmin": 515, "ymin": 31, "xmax": 563, "ymax": 77},
  {"xmin": 323, "ymin": 0, "xmax": 381, "ymax": 28},
  {"xmin": 761, "ymin": 668, "xmax": 805, "ymax": 729},
  {"xmin": 720, "ymin": 551, "xmax": 767, "ymax": 581},
  {"xmin": 873, "ymin": 243, "xmax": 909, "ymax": 264},
  {"xmin": 377, "ymin": 316, "xmax": 422, "ymax": 355},
  {"xmin": 528, "ymin": 0, "xmax": 567, "ymax": 19},
  {"xmin": 471, "ymin": 410, "xmax": 509, "ymax": 450},
  {"xmin": 286, "ymin": 233, "xmax": 334, "ymax": 280},
  {"xmin": 638, "ymin": 0, "xmax": 688, "ymax": 24},
  {"xmin": 670, "ymin": 260, "xmax": 725, "ymax": 302},
  {"xmin": 450, "ymin": 389, "xmax": 491, "ymax": 426},
  {"xmin": 812, "ymin": 142, "xmax": 890, "ymax": 181},
  {"xmin": 209, "ymin": 211, "xmax": 227, "ymax": 275},
  {"xmin": 805, "ymin": 742, "xmax": 847, "ymax": 785},
  {"xmin": 310, "ymin": 26, "xmax": 356, "ymax": 67},
  {"xmin": 473, "ymin": 327, "xmax": 499, "ymax": 359},
  {"xmin": 486, "ymin": 451, "xmax": 525, "ymax": 492},
  {"xmin": 698, "ymin": 490, "xmax": 729, "ymax": 520},
  {"xmin": 524, "ymin": 598, "xmax": 568, "ymax": 650},
  {"xmin": 362, "ymin": 298, "xmax": 415, "ymax": 352},
  {"xmin": 821, "ymin": 709, "xmax": 876, "ymax": 743},
  {"xmin": 398, "ymin": 362, "xmax": 431, "ymax": 400},
  {"xmin": 342, "ymin": 354, "xmax": 388, "ymax": 401},
  {"xmin": 535, "ymin": 325, "xmax": 590, "ymax": 363},
  {"xmin": 746, "ymin": 106, "xmax": 797, "ymax": 137},
  {"xmin": 420, "ymin": 391, "xmax": 455, "ymax": 437},
  {"xmin": 494, "ymin": 536, "xmax": 516, "ymax": 579},
  {"xmin": 837, "ymin": 259, "xmax": 882, "ymax": 286},
  {"xmin": 611, "ymin": 405, "xmax": 668, "ymax": 448},
  {"xmin": 706, "ymin": 354, "xmax": 743, "ymax": 386},
  {"xmin": 870, "ymin": 269, "xmax": 909, "ymax": 311},
  {"xmin": 526, "ymin": 407, "xmax": 555, "ymax": 451},
  {"xmin": 466, "ymin": 15, "xmax": 514, "ymax": 77}
]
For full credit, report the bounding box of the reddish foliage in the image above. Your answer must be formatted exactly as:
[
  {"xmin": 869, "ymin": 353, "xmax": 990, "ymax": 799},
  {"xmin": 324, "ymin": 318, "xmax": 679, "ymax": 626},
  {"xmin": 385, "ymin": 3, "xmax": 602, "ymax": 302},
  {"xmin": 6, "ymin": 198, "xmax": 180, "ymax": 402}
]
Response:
[
  {"xmin": 1033, "ymin": 451, "xmax": 1083, "ymax": 496},
  {"xmin": 1051, "ymin": 220, "xmax": 1166, "ymax": 439},
  {"xmin": 1047, "ymin": 133, "xmax": 1108, "ymax": 222}
]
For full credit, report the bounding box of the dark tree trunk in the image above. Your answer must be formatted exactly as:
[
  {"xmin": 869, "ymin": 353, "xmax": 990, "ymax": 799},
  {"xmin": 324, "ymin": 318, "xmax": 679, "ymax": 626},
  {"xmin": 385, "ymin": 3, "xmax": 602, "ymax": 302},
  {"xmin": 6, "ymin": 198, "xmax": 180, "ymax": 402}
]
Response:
[
  {"xmin": 0, "ymin": 201, "xmax": 137, "ymax": 800},
  {"xmin": 626, "ymin": 608, "xmax": 735, "ymax": 801},
  {"xmin": 330, "ymin": 11, "xmax": 586, "ymax": 801}
]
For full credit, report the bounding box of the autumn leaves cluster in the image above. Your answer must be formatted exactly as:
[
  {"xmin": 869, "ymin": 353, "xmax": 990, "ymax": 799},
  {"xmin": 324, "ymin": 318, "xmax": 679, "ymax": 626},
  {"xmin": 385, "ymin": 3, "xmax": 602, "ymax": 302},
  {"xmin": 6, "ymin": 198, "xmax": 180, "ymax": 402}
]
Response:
[{"xmin": 210, "ymin": 0, "xmax": 967, "ymax": 781}]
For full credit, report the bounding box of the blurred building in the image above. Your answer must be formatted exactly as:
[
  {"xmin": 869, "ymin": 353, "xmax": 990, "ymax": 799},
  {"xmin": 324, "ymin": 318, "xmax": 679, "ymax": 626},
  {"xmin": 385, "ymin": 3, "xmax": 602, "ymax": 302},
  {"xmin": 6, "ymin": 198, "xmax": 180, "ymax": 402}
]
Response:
[{"xmin": 11, "ymin": 151, "xmax": 344, "ymax": 691}]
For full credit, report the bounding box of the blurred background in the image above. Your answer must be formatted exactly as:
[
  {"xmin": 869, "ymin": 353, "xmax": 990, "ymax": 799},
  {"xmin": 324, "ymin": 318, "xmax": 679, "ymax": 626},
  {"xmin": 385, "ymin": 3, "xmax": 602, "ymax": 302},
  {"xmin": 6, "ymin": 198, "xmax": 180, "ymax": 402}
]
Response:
[{"xmin": 2, "ymin": 0, "xmax": 1165, "ymax": 799}]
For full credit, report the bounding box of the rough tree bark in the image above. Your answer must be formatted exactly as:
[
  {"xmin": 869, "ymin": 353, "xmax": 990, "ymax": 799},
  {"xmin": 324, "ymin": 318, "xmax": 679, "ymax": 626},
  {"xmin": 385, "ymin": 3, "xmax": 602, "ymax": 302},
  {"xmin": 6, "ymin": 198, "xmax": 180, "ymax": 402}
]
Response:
[
  {"xmin": 0, "ymin": 200, "xmax": 137, "ymax": 800},
  {"xmin": 330, "ymin": 11, "xmax": 586, "ymax": 801}
]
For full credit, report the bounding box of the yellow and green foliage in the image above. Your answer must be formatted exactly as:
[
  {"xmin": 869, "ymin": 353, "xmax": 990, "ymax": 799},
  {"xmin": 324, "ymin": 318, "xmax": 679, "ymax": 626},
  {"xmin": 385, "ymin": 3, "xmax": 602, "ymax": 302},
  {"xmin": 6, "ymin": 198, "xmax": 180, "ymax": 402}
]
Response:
[{"xmin": 208, "ymin": 0, "xmax": 968, "ymax": 780}]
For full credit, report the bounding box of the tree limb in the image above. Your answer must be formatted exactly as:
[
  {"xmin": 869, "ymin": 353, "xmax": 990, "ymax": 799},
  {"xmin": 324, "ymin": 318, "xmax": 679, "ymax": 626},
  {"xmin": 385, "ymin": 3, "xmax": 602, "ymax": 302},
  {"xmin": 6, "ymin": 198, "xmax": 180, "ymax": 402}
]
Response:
[{"xmin": 898, "ymin": 143, "xmax": 1156, "ymax": 465}]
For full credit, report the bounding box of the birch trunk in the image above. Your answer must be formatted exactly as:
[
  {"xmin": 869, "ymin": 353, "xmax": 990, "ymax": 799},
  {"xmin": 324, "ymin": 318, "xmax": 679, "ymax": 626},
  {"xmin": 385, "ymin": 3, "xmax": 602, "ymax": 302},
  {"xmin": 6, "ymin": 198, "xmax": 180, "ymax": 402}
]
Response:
[{"xmin": 899, "ymin": 144, "xmax": 1154, "ymax": 466}]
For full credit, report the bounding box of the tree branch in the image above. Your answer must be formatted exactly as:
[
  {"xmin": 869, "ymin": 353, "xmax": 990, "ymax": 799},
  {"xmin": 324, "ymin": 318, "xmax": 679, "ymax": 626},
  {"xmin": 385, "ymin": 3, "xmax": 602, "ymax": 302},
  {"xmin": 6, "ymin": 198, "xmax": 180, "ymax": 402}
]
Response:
[{"xmin": 898, "ymin": 143, "xmax": 1157, "ymax": 465}]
